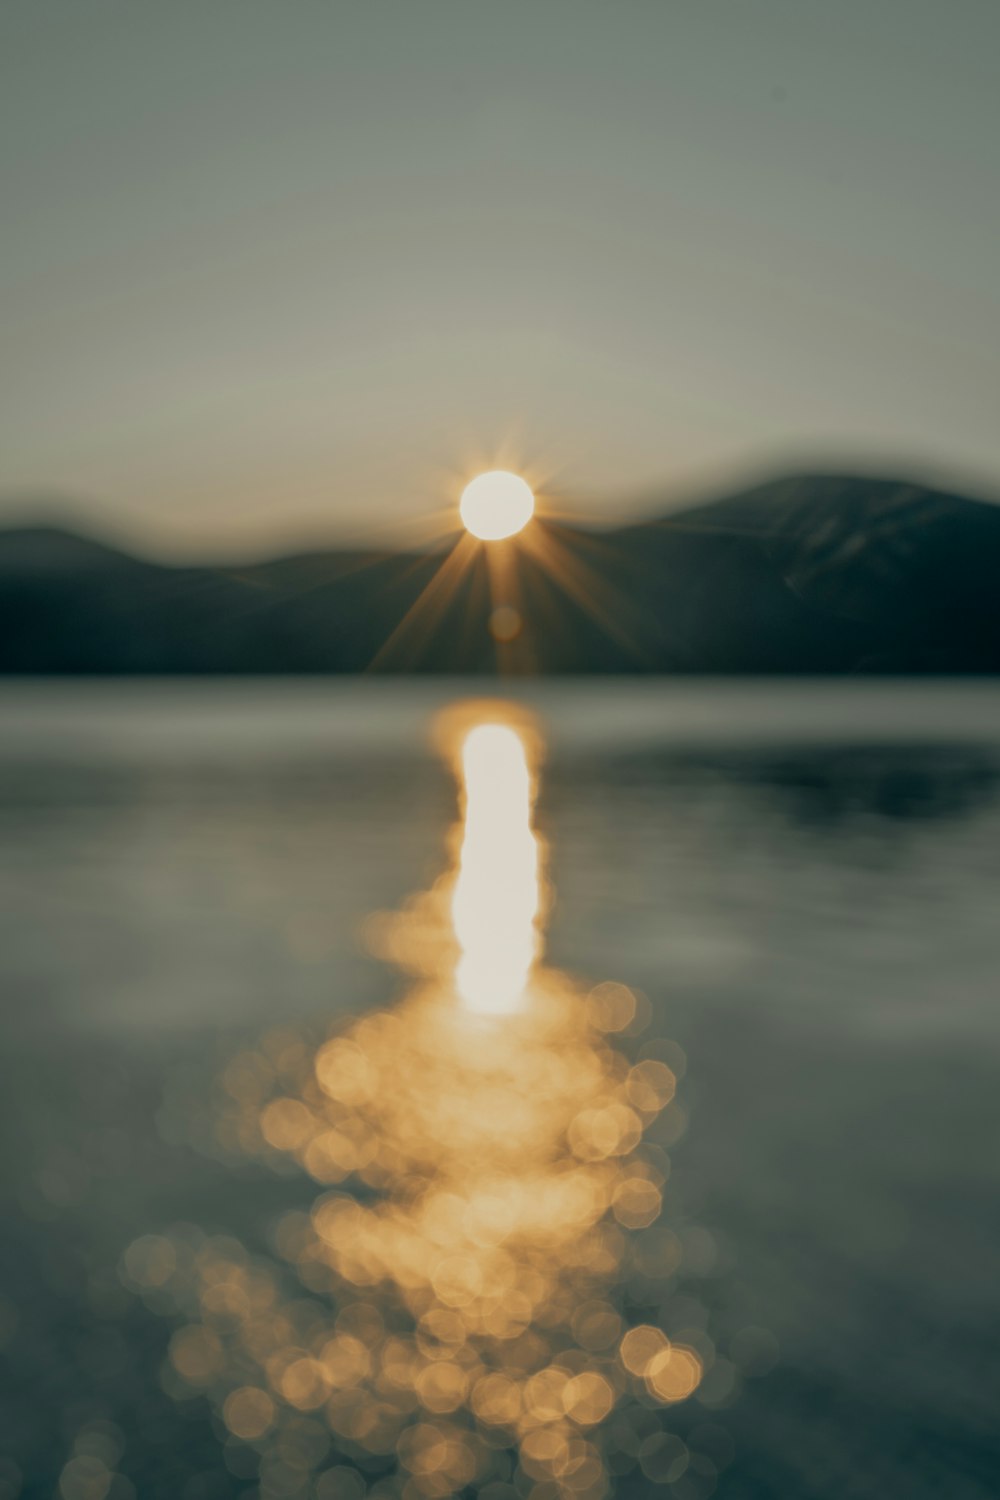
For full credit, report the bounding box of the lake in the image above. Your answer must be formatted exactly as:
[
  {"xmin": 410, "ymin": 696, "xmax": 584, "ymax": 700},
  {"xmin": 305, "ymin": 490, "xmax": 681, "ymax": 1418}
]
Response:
[{"xmin": 1, "ymin": 681, "xmax": 998, "ymax": 1500}]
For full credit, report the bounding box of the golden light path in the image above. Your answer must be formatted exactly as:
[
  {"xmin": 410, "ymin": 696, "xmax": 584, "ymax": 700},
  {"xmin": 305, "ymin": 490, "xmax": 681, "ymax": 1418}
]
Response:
[
  {"xmin": 459, "ymin": 471, "xmax": 535, "ymax": 541},
  {"xmin": 124, "ymin": 705, "xmax": 729, "ymax": 1500}
]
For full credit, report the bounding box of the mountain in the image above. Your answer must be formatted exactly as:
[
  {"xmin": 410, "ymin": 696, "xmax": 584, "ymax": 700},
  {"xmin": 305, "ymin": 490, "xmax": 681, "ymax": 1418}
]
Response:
[{"xmin": 1, "ymin": 473, "xmax": 999, "ymax": 674}]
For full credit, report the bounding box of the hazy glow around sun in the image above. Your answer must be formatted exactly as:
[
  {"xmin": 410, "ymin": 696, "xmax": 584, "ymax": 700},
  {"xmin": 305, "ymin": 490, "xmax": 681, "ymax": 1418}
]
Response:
[{"xmin": 459, "ymin": 470, "xmax": 535, "ymax": 540}]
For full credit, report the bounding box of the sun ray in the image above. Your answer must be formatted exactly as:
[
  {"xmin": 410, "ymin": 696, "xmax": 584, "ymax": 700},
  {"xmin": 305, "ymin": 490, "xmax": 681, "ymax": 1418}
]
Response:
[
  {"xmin": 481, "ymin": 538, "xmax": 540, "ymax": 675},
  {"xmin": 367, "ymin": 532, "xmax": 483, "ymax": 671},
  {"xmin": 516, "ymin": 522, "xmax": 656, "ymax": 666}
]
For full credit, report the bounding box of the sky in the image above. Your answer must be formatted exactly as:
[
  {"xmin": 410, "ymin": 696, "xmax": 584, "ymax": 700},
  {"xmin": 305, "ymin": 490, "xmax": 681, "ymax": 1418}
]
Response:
[{"xmin": 2, "ymin": 0, "xmax": 999, "ymax": 558}]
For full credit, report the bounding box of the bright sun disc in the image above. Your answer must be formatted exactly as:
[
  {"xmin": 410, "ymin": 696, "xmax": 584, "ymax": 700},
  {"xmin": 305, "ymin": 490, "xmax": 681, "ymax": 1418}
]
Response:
[{"xmin": 460, "ymin": 471, "xmax": 535, "ymax": 541}]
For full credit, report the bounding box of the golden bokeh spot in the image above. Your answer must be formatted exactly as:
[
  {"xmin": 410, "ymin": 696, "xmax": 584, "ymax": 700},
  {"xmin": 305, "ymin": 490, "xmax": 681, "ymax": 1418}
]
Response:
[
  {"xmin": 316, "ymin": 1039, "xmax": 377, "ymax": 1106},
  {"xmin": 561, "ymin": 1372, "xmax": 615, "ymax": 1427},
  {"xmin": 618, "ymin": 1324, "xmax": 669, "ymax": 1376},
  {"xmin": 644, "ymin": 1344, "xmax": 703, "ymax": 1404},
  {"xmin": 570, "ymin": 1301, "xmax": 622, "ymax": 1352},
  {"xmin": 169, "ymin": 1325, "xmax": 223, "ymax": 1385},
  {"xmin": 519, "ymin": 1424, "xmax": 570, "ymax": 1477},
  {"xmin": 123, "ymin": 1234, "xmax": 176, "ymax": 1288},
  {"xmin": 280, "ymin": 1356, "xmax": 332, "ymax": 1410},
  {"xmin": 200, "ymin": 1280, "xmax": 250, "ymax": 1319},
  {"xmin": 337, "ymin": 1301, "xmax": 384, "ymax": 1344},
  {"xmin": 430, "ymin": 1253, "xmax": 484, "ymax": 1308},
  {"xmin": 320, "ymin": 1334, "xmax": 372, "ymax": 1388},
  {"xmin": 568, "ymin": 1103, "xmax": 643, "ymax": 1161},
  {"xmin": 260, "ymin": 1097, "xmax": 315, "ymax": 1150},
  {"xmin": 470, "ymin": 1372, "xmax": 522, "ymax": 1427},
  {"xmin": 611, "ymin": 1175, "xmax": 662, "ymax": 1229},
  {"xmin": 315, "ymin": 1466, "xmax": 367, "ymax": 1500},
  {"xmin": 625, "ymin": 1060, "xmax": 676, "ymax": 1113},
  {"xmin": 57, "ymin": 1454, "xmax": 112, "ymax": 1500},
  {"xmin": 414, "ymin": 1361, "xmax": 469, "ymax": 1413},
  {"xmin": 522, "ymin": 1367, "xmax": 571, "ymax": 1425},
  {"xmin": 585, "ymin": 982, "xmax": 636, "ymax": 1034},
  {"xmin": 223, "ymin": 1386, "xmax": 276, "ymax": 1440},
  {"xmin": 417, "ymin": 1307, "xmax": 466, "ymax": 1348}
]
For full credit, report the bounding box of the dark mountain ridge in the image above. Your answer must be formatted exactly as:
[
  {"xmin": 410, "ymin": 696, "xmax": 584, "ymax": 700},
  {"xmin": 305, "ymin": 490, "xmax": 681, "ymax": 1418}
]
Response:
[{"xmin": 1, "ymin": 473, "xmax": 998, "ymax": 674}]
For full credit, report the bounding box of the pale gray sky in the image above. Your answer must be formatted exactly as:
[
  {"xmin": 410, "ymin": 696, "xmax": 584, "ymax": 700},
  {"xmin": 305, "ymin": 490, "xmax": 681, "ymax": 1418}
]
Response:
[{"xmin": 2, "ymin": 0, "xmax": 999, "ymax": 557}]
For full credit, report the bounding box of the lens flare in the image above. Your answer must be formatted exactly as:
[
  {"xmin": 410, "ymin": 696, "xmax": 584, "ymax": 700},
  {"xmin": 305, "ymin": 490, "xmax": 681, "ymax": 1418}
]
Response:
[{"xmin": 451, "ymin": 723, "xmax": 540, "ymax": 1014}]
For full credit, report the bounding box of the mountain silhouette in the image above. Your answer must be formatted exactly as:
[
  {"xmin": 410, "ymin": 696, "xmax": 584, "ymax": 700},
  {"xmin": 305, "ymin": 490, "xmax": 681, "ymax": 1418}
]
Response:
[{"xmin": 1, "ymin": 473, "xmax": 998, "ymax": 674}]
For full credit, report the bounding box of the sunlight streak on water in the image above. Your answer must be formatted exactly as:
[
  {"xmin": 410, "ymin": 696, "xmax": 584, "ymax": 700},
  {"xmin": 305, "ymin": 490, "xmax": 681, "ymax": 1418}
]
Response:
[{"xmin": 451, "ymin": 723, "xmax": 541, "ymax": 1016}]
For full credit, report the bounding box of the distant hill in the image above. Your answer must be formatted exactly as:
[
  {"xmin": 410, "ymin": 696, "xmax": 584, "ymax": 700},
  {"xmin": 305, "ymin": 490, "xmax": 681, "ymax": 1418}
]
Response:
[{"xmin": 1, "ymin": 473, "xmax": 999, "ymax": 674}]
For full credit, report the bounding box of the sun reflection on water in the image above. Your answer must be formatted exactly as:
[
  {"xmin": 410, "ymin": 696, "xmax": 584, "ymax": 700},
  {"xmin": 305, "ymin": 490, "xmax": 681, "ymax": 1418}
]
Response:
[
  {"xmin": 125, "ymin": 704, "xmax": 729, "ymax": 1500},
  {"xmin": 452, "ymin": 721, "xmax": 540, "ymax": 1015}
]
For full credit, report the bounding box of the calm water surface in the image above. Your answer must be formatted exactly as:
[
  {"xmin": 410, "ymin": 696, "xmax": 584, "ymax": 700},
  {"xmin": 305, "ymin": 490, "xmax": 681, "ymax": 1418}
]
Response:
[{"xmin": 1, "ymin": 682, "xmax": 998, "ymax": 1500}]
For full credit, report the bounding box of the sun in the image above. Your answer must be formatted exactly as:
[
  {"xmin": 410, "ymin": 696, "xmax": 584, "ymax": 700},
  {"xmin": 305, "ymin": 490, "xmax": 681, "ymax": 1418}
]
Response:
[{"xmin": 459, "ymin": 470, "xmax": 535, "ymax": 541}]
